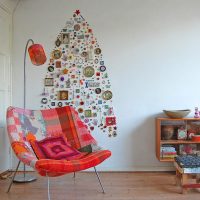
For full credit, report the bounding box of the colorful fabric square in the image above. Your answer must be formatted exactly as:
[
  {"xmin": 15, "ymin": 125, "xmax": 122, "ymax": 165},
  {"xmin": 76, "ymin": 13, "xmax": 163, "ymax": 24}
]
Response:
[
  {"xmin": 40, "ymin": 106, "xmax": 97, "ymax": 149},
  {"xmin": 30, "ymin": 135, "xmax": 81, "ymax": 160}
]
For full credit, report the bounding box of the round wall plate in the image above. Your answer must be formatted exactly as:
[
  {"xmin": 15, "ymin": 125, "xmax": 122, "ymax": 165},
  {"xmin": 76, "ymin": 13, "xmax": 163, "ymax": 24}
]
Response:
[
  {"xmin": 83, "ymin": 66, "xmax": 95, "ymax": 77},
  {"xmin": 52, "ymin": 50, "xmax": 62, "ymax": 59},
  {"xmin": 102, "ymin": 90, "xmax": 112, "ymax": 100},
  {"xmin": 100, "ymin": 66, "xmax": 106, "ymax": 72}
]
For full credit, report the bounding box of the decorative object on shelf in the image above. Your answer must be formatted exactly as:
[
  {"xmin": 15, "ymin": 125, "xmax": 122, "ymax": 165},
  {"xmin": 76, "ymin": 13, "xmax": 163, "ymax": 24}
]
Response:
[
  {"xmin": 161, "ymin": 125, "xmax": 174, "ymax": 140},
  {"xmin": 12, "ymin": 39, "xmax": 46, "ymax": 183},
  {"xmin": 179, "ymin": 144, "xmax": 197, "ymax": 155},
  {"xmin": 163, "ymin": 109, "xmax": 191, "ymax": 119},
  {"xmin": 40, "ymin": 10, "xmax": 117, "ymax": 137},
  {"xmin": 191, "ymin": 134, "xmax": 200, "ymax": 142},
  {"xmin": 177, "ymin": 126, "xmax": 187, "ymax": 140},
  {"xmin": 194, "ymin": 107, "xmax": 200, "ymax": 118}
]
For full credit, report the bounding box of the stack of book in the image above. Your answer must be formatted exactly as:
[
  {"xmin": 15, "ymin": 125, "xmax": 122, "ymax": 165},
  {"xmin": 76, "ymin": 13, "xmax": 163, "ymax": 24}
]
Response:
[{"xmin": 160, "ymin": 146, "xmax": 177, "ymax": 159}]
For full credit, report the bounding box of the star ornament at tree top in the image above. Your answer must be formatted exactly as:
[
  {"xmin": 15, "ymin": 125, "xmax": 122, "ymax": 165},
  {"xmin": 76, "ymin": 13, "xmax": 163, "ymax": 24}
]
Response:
[{"xmin": 75, "ymin": 10, "xmax": 80, "ymax": 15}]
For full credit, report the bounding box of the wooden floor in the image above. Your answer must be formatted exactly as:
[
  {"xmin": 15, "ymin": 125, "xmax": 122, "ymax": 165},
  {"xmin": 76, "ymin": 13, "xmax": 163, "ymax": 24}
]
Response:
[{"xmin": 0, "ymin": 172, "xmax": 200, "ymax": 200}]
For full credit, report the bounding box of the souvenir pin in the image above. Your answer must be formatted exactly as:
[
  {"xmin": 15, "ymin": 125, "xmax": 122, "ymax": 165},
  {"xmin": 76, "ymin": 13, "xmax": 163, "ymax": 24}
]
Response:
[
  {"xmin": 81, "ymin": 51, "xmax": 88, "ymax": 57},
  {"xmin": 56, "ymin": 61, "xmax": 61, "ymax": 68},
  {"xmin": 58, "ymin": 102, "xmax": 63, "ymax": 107},
  {"xmin": 100, "ymin": 66, "xmax": 106, "ymax": 72},
  {"xmin": 95, "ymin": 88, "xmax": 101, "ymax": 94},
  {"xmin": 105, "ymin": 116, "xmax": 116, "ymax": 126},
  {"xmin": 74, "ymin": 24, "xmax": 81, "ymax": 31},
  {"xmin": 44, "ymin": 78, "xmax": 54, "ymax": 87},
  {"xmin": 48, "ymin": 66, "xmax": 54, "ymax": 72},
  {"xmin": 58, "ymin": 91, "xmax": 68, "ymax": 100},
  {"xmin": 41, "ymin": 98, "xmax": 48, "ymax": 104},
  {"xmin": 78, "ymin": 108, "xmax": 84, "ymax": 113},
  {"xmin": 94, "ymin": 48, "xmax": 101, "ymax": 55},
  {"xmin": 51, "ymin": 102, "xmax": 55, "ymax": 106},
  {"xmin": 55, "ymin": 38, "xmax": 61, "ymax": 47},
  {"xmin": 85, "ymin": 110, "xmax": 92, "ymax": 117},
  {"xmin": 61, "ymin": 33, "xmax": 70, "ymax": 44}
]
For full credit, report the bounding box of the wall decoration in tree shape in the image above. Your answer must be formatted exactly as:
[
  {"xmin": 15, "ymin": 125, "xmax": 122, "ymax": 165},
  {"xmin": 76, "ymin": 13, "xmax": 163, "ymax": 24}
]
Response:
[{"xmin": 40, "ymin": 10, "xmax": 117, "ymax": 137}]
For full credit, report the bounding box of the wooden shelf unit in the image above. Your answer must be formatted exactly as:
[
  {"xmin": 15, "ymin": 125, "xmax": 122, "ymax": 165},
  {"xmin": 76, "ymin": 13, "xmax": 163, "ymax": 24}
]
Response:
[{"xmin": 156, "ymin": 117, "xmax": 200, "ymax": 162}]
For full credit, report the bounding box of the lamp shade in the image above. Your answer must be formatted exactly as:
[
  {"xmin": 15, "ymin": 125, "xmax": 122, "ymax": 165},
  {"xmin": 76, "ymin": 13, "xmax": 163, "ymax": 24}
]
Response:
[{"xmin": 28, "ymin": 44, "xmax": 46, "ymax": 66}]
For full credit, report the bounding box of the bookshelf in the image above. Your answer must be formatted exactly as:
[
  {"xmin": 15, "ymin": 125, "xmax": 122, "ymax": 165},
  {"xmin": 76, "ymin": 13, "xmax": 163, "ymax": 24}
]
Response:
[{"xmin": 156, "ymin": 118, "xmax": 200, "ymax": 162}]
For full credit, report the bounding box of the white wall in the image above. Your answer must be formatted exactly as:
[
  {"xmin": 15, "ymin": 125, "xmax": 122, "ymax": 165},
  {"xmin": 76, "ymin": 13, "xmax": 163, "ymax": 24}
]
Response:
[{"xmin": 12, "ymin": 0, "xmax": 200, "ymax": 171}]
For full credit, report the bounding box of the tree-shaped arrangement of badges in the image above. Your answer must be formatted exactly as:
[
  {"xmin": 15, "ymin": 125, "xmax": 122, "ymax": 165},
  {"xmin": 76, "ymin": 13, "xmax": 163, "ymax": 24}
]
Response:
[{"xmin": 40, "ymin": 10, "xmax": 117, "ymax": 137}]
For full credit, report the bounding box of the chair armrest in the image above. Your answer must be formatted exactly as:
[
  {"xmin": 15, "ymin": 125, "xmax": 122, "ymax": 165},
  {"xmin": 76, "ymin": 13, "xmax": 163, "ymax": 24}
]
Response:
[{"xmin": 11, "ymin": 141, "xmax": 38, "ymax": 168}]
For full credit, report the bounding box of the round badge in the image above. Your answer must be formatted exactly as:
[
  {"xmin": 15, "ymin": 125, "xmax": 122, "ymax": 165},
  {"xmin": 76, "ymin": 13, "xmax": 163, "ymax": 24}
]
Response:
[
  {"xmin": 53, "ymin": 50, "xmax": 62, "ymax": 59},
  {"xmin": 41, "ymin": 98, "xmax": 48, "ymax": 104},
  {"xmin": 84, "ymin": 118, "xmax": 89, "ymax": 123},
  {"xmin": 73, "ymin": 48, "xmax": 79, "ymax": 55},
  {"xmin": 48, "ymin": 66, "xmax": 54, "ymax": 72},
  {"xmin": 74, "ymin": 24, "xmax": 81, "ymax": 31},
  {"xmin": 78, "ymin": 108, "xmax": 84, "ymax": 113},
  {"xmin": 58, "ymin": 102, "xmax": 63, "ymax": 107},
  {"xmin": 95, "ymin": 88, "xmax": 101, "ymax": 94},
  {"xmin": 60, "ymin": 76, "xmax": 65, "ymax": 81},
  {"xmin": 102, "ymin": 90, "xmax": 113, "ymax": 100},
  {"xmin": 66, "ymin": 20, "xmax": 74, "ymax": 28},
  {"xmin": 94, "ymin": 48, "xmax": 101, "ymax": 55},
  {"xmin": 94, "ymin": 58, "xmax": 99, "ymax": 64},
  {"xmin": 55, "ymin": 39, "xmax": 61, "ymax": 47},
  {"xmin": 83, "ymin": 66, "xmax": 95, "ymax": 77},
  {"xmin": 100, "ymin": 66, "xmax": 106, "ymax": 72},
  {"xmin": 81, "ymin": 51, "xmax": 88, "ymax": 57}
]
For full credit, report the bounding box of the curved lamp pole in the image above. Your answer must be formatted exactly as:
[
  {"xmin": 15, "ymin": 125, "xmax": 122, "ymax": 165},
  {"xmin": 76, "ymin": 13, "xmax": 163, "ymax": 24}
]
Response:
[{"xmin": 14, "ymin": 39, "xmax": 46, "ymax": 183}]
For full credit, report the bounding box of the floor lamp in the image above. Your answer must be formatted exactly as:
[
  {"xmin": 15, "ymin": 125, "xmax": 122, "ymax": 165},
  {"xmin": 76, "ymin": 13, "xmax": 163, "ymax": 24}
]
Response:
[{"xmin": 13, "ymin": 39, "xmax": 46, "ymax": 182}]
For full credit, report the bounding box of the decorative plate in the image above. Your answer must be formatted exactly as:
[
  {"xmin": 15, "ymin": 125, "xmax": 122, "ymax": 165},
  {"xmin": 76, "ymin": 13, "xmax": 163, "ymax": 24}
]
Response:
[
  {"xmin": 102, "ymin": 90, "xmax": 112, "ymax": 100},
  {"xmin": 48, "ymin": 66, "xmax": 54, "ymax": 72},
  {"xmin": 83, "ymin": 66, "xmax": 95, "ymax": 77},
  {"xmin": 52, "ymin": 50, "xmax": 62, "ymax": 59},
  {"xmin": 100, "ymin": 66, "xmax": 106, "ymax": 72},
  {"xmin": 94, "ymin": 48, "xmax": 101, "ymax": 55}
]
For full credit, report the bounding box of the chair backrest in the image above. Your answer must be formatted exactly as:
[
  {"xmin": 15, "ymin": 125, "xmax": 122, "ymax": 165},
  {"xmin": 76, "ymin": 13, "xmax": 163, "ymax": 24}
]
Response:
[{"xmin": 7, "ymin": 106, "xmax": 96, "ymax": 151}]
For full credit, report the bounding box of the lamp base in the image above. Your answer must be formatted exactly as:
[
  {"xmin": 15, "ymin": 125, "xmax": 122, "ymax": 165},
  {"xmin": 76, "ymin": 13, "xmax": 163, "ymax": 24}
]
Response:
[{"xmin": 13, "ymin": 174, "xmax": 37, "ymax": 183}]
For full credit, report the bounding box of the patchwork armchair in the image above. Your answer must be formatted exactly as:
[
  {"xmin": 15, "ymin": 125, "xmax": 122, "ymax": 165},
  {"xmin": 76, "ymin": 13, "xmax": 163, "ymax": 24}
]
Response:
[{"xmin": 6, "ymin": 106, "xmax": 111, "ymax": 199}]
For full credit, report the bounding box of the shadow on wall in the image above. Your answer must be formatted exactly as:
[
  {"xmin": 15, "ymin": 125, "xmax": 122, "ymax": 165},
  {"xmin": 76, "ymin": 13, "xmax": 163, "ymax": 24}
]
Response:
[{"xmin": 128, "ymin": 112, "xmax": 173, "ymax": 170}]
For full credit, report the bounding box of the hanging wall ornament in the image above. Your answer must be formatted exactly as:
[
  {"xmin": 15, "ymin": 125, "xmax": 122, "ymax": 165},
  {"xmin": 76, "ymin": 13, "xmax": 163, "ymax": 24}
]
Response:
[{"xmin": 41, "ymin": 10, "xmax": 117, "ymax": 137}]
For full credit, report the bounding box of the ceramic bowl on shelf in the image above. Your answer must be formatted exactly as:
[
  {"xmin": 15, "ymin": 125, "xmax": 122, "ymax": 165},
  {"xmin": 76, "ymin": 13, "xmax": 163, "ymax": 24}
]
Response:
[{"xmin": 163, "ymin": 109, "xmax": 191, "ymax": 119}]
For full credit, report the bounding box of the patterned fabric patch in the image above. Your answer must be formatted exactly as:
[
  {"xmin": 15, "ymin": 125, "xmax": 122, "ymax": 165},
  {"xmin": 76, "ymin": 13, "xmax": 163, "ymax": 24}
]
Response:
[{"xmin": 30, "ymin": 135, "xmax": 82, "ymax": 160}]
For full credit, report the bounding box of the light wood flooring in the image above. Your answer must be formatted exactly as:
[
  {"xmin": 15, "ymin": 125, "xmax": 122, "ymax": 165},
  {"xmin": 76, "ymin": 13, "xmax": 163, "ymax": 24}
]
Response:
[{"xmin": 0, "ymin": 172, "xmax": 200, "ymax": 200}]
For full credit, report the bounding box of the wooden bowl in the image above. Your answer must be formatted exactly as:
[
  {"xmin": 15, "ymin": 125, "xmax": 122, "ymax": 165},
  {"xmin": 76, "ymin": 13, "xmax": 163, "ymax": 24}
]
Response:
[{"xmin": 163, "ymin": 109, "xmax": 191, "ymax": 119}]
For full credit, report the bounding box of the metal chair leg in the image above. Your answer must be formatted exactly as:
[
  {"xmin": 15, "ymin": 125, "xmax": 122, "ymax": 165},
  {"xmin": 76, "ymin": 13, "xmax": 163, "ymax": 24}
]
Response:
[
  {"xmin": 73, "ymin": 172, "xmax": 76, "ymax": 178},
  {"xmin": 46, "ymin": 173, "xmax": 51, "ymax": 200},
  {"xmin": 7, "ymin": 160, "xmax": 21, "ymax": 193},
  {"xmin": 94, "ymin": 167, "xmax": 105, "ymax": 193}
]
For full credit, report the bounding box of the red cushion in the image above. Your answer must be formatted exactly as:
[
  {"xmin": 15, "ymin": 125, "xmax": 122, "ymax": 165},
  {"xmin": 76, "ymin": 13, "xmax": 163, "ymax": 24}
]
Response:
[{"xmin": 30, "ymin": 135, "xmax": 85, "ymax": 160}]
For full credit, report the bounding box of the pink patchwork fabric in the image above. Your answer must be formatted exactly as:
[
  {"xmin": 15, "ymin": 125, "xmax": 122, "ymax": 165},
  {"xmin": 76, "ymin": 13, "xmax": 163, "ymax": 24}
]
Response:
[{"xmin": 30, "ymin": 135, "xmax": 81, "ymax": 160}]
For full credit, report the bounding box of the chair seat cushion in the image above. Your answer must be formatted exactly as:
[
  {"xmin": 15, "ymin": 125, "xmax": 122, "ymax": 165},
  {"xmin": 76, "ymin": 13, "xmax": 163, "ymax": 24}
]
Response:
[{"xmin": 35, "ymin": 150, "xmax": 111, "ymax": 177}]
